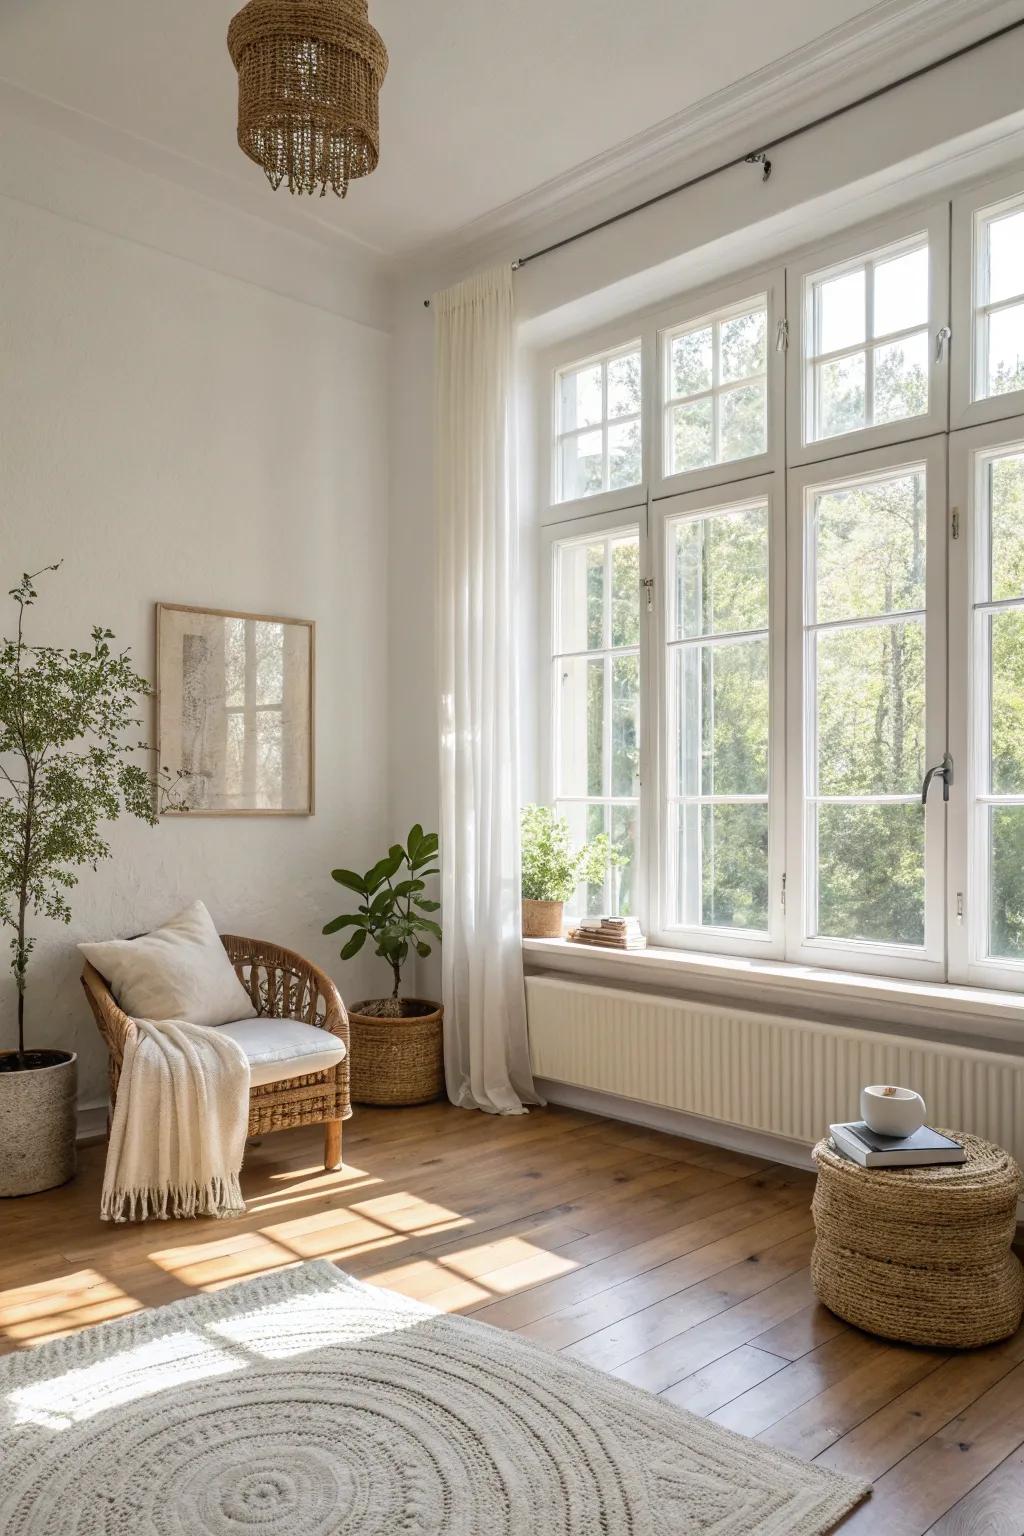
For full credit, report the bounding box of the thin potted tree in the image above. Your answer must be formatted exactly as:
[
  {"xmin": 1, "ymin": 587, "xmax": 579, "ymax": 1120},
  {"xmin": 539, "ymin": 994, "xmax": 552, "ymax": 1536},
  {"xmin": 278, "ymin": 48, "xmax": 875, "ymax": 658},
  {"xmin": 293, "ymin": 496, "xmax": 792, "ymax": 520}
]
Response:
[
  {"xmin": 324, "ymin": 826, "xmax": 443, "ymax": 1105},
  {"xmin": 0, "ymin": 564, "xmax": 176, "ymax": 1196},
  {"xmin": 520, "ymin": 804, "xmax": 617, "ymax": 937}
]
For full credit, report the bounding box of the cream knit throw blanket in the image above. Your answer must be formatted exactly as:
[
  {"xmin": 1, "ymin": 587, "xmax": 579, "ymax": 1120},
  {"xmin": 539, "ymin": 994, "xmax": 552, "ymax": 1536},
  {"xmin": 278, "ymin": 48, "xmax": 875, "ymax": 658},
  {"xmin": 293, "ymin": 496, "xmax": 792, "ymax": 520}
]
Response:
[{"xmin": 101, "ymin": 1017, "xmax": 250, "ymax": 1223}]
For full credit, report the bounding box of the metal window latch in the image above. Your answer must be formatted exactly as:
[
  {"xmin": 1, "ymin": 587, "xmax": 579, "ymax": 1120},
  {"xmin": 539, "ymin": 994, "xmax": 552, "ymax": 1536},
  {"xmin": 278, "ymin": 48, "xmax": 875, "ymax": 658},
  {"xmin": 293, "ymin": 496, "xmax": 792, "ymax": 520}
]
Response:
[
  {"xmin": 935, "ymin": 326, "xmax": 951, "ymax": 362},
  {"xmin": 776, "ymin": 318, "xmax": 789, "ymax": 352},
  {"xmin": 641, "ymin": 577, "xmax": 654, "ymax": 612},
  {"xmin": 921, "ymin": 752, "xmax": 954, "ymax": 804}
]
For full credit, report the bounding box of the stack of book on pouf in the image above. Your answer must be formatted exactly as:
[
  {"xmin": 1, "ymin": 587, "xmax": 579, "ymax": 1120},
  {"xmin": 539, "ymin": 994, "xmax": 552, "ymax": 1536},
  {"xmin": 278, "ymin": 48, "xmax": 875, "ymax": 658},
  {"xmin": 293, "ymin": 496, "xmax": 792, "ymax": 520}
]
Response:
[
  {"xmin": 828, "ymin": 1121, "xmax": 967, "ymax": 1167},
  {"xmin": 567, "ymin": 916, "xmax": 646, "ymax": 951}
]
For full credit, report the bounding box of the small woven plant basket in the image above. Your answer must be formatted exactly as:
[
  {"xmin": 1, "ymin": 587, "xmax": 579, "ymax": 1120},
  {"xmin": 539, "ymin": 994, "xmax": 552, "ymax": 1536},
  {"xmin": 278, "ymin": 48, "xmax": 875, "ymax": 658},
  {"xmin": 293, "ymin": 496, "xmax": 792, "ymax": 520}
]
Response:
[
  {"xmin": 348, "ymin": 999, "xmax": 444, "ymax": 1106},
  {"xmin": 811, "ymin": 1132, "xmax": 1024, "ymax": 1349}
]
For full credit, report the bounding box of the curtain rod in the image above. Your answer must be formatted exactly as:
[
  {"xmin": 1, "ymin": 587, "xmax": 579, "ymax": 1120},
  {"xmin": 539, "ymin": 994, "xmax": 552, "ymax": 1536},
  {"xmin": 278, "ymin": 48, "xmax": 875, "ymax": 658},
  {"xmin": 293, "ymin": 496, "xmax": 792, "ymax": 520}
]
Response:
[{"xmin": 423, "ymin": 13, "xmax": 1024, "ymax": 308}]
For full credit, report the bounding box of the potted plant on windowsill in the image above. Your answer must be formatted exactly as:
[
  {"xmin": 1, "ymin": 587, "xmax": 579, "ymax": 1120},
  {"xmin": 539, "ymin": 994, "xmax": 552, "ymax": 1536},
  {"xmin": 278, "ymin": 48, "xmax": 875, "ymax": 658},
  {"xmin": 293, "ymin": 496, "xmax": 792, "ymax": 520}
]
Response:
[
  {"xmin": 324, "ymin": 825, "xmax": 443, "ymax": 1106},
  {"xmin": 1, "ymin": 564, "xmax": 182, "ymax": 1197},
  {"xmin": 520, "ymin": 804, "xmax": 617, "ymax": 938}
]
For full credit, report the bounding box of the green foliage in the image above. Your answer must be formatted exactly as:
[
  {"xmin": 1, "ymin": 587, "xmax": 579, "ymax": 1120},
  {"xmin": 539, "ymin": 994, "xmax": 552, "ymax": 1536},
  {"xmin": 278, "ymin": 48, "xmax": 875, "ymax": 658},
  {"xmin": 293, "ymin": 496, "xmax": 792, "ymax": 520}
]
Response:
[
  {"xmin": 323, "ymin": 825, "xmax": 441, "ymax": 1000},
  {"xmin": 521, "ymin": 804, "xmax": 621, "ymax": 904},
  {"xmin": 0, "ymin": 564, "xmax": 180, "ymax": 1056}
]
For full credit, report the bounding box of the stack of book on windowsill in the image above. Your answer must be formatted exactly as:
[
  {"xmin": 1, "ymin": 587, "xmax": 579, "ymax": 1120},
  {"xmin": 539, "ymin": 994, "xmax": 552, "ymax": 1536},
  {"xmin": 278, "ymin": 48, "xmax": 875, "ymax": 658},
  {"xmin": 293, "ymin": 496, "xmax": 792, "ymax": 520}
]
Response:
[
  {"xmin": 829, "ymin": 1121, "xmax": 966, "ymax": 1169},
  {"xmin": 568, "ymin": 916, "xmax": 647, "ymax": 951}
]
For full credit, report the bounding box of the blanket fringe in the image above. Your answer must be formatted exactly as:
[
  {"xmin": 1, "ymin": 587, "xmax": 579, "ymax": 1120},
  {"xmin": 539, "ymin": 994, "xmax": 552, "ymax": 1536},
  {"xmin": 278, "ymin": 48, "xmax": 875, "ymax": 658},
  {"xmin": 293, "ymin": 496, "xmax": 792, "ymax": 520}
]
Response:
[{"xmin": 101, "ymin": 1174, "xmax": 245, "ymax": 1225}]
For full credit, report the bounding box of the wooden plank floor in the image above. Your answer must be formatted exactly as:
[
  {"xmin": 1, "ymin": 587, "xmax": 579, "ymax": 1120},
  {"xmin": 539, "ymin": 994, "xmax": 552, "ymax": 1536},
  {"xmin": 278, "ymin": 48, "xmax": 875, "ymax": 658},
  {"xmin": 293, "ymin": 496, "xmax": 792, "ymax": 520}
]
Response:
[{"xmin": 3, "ymin": 1101, "xmax": 1023, "ymax": 1535}]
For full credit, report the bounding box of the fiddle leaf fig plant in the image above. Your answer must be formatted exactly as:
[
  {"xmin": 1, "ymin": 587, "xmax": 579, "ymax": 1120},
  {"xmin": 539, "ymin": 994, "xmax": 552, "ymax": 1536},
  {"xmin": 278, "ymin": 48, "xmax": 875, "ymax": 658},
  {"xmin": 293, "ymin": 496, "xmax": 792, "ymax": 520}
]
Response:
[
  {"xmin": 0, "ymin": 563, "xmax": 188, "ymax": 1067},
  {"xmin": 324, "ymin": 825, "xmax": 441, "ymax": 1016}
]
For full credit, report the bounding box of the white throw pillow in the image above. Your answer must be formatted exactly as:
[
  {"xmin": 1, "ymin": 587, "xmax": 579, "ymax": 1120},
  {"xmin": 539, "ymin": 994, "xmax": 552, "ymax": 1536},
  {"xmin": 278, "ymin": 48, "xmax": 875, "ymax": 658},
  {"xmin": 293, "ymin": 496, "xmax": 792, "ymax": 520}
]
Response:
[{"xmin": 79, "ymin": 900, "xmax": 253, "ymax": 1027}]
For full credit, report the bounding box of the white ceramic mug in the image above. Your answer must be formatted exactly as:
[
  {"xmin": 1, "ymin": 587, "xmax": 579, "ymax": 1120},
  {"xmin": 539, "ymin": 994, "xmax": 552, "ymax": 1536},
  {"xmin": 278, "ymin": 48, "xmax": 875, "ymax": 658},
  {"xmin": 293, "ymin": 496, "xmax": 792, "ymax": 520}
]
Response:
[{"xmin": 861, "ymin": 1084, "xmax": 926, "ymax": 1137}]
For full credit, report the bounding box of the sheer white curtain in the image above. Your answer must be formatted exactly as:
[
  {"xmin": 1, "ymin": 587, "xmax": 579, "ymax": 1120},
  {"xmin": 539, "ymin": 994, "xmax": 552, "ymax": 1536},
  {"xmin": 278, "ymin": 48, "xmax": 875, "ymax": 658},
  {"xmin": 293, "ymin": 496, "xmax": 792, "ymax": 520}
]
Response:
[{"xmin": 434, "ymin": 266, "xmax": 542, "ymax": 1115}]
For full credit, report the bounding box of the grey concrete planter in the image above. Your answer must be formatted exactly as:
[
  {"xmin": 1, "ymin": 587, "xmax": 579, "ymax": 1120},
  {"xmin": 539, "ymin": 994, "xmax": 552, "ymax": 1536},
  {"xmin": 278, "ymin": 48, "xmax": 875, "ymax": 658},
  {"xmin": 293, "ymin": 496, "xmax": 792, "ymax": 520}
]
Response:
[{"xmin": 0, "ymin": 1050, "xmax": 78, "ymax": 1197}]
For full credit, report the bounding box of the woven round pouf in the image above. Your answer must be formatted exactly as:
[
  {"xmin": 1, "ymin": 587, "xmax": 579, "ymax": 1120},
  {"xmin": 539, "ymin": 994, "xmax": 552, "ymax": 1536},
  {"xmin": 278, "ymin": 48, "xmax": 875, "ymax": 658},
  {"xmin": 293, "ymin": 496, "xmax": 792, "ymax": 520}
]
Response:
[{"xmin": 811, "ymin": 1132, "xmax": 1024, "ymax": 1349}]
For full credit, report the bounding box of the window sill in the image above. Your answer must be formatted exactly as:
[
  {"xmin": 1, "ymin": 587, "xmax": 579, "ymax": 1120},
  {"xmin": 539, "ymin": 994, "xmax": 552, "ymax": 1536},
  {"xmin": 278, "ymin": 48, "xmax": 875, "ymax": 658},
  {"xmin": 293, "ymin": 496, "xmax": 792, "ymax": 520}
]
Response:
[{"xmin": 522, "ymin": 937, "xmax": 1024, "ymax": 1048}]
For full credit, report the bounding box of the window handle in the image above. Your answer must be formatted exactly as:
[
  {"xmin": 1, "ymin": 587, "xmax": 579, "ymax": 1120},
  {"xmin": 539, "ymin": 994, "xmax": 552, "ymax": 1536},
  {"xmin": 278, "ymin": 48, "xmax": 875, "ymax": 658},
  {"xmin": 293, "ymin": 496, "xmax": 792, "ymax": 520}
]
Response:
[
  {"xmin": 921, "ymin": 752, "xmax": 954, "ymax": 804},
  {"xmin": 935, "ymin": 326, "xmax": 951, "ymax": 363}
]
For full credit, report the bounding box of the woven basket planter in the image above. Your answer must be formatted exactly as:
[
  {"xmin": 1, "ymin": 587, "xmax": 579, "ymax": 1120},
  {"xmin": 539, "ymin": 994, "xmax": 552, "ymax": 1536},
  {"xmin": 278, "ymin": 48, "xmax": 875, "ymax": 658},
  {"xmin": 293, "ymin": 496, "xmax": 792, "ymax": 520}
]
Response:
[
  {"xmin": 348, "ymin": 999, "xmax": 444, "ymax": 1106},
  {"xmin": 522, "ymin": 899, "xmax": 563, "ymax": 939},
  {"xmin": 811, "ymin": 1132, "xmax": 1024, "ymax": 1349}
]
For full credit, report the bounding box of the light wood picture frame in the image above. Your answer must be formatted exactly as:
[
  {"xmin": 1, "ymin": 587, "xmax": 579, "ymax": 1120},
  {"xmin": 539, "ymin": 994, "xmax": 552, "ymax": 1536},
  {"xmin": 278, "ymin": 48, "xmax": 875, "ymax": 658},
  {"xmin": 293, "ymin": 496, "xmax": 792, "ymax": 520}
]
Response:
[{"xmin": 156, "ymin": 603, "xmax": 315, "ymax": 816}]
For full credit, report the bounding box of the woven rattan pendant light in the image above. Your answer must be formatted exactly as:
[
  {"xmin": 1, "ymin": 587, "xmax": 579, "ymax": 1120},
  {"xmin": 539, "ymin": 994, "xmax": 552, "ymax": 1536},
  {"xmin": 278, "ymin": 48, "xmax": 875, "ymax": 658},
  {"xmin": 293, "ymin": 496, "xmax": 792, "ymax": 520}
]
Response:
[{"xmin": 227, "ymin": 0, "xmax": 388, "ymax": 198}]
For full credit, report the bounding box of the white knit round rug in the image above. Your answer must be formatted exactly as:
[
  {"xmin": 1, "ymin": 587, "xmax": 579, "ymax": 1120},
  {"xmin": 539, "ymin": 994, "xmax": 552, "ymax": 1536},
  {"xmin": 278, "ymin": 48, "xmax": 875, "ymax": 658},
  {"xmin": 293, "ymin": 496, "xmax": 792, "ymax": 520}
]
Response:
[{"xmin": 0, "ymin": 1261, "xmax": 867, "ymax": 1535}]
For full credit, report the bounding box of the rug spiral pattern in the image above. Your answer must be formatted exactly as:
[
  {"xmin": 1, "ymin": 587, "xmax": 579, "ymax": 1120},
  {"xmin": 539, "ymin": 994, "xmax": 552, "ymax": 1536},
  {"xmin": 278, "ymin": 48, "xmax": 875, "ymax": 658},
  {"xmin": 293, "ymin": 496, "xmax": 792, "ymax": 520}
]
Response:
[{"xmin": 0, "ymin": 1260, "xmax": 867, "ymax": 1535}]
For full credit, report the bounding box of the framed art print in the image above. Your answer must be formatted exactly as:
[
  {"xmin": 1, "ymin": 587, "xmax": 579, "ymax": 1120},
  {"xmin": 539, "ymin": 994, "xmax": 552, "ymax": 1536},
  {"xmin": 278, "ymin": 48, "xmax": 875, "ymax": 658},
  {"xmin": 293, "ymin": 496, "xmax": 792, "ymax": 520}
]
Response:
[{"xmin": 157, "ymin": 604, "xmax": 315, "ymax": 815}]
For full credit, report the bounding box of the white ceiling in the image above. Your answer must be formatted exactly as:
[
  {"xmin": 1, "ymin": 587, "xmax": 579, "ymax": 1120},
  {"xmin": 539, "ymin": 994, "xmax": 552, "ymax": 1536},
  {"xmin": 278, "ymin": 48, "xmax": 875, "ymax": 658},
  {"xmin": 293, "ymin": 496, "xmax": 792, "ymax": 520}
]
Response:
[{"xmin": 0, "ymin": 1, "xmax": 957, "ymax": 259}]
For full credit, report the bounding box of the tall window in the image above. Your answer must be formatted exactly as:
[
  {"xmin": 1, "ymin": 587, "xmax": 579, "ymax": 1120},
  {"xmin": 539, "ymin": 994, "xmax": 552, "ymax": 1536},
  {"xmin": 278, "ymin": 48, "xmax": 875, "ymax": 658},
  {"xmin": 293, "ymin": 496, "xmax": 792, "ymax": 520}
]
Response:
[
  {"xmin": 973, "ymin": 194, "xmax": 1024, "ymax": 402},
  {"xmin": 551, "ymin": 524, "xmax": 641, "ymax": 913},
  {"xmin": 664, "ymin": 498, "xmax": 772, "ymax": 935},
  {"xmin": 803, "ymin": 236, "xmax": 929, "ymax": 442},
  {"xmin": 970, "ymin": 440, "xmax": 1024, "ymax": 963},
  {"xmin": 554, "ymin": 343, "xmax": 641, "ymax": 503},
  {"xmin": 539, "ymin": 178, "xmax": 1024, "ymax": 994},
  {"xmin": 663, "ymin": 297, "xmax": 767, "ymax": 476}
]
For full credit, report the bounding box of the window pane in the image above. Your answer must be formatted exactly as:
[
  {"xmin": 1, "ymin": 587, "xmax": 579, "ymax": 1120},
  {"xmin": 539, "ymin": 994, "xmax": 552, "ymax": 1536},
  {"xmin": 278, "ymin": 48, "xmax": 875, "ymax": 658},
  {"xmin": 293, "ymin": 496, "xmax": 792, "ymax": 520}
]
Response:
[
  {"xmin": 672, "ymin": 505, "xmax": 769, "ymax": 640},
  {"xmin": 873, "ymin": 245, "xmax": 928, "ymax": 336},
  {"xmin": 990, "ymin": 452, "xmax": 1024, "ymax": 602},
  {"xmin": 608, "ymin": 418, "xmax": 641, "ymax": 490},
  {"xmin": 611, "ymin": 803, "xmax": 638, "ymax": 918},
  {"xmin": 815, "ymin": 268, "xmax": 865, "ymax": 353},
  {"xmin": 816, "ymin": 621, "xmax": 925, "ymax": 796},
  {"xmin": 610, "ymin": 535, "xmax": 640, "ymax": 647},
  {"xmin": 985, "ymin": 303, "xmax": 1024, "ymax": 398},
  {"xmin": 720, "ymin": 306, "xmax": 766, "ymax": 383},
  {"xmin": 988, "ymin": 208, "xmax": 1024, "ymax": 305},
  {"xmin": 816, "ymin": 803, "xmax": 925, "ymax": 946},
  {"xmin": 698, "ymin": 803, "xmax": 769, "ymax": 932},
  {"xmin": 557, "ymin": 656, "xmax": 604, "ymax": 796},
  {"xmin": 873, "ymin": 331, "xmax": 929, "ymax": 424},
  {"xmin": 990, "ymin": 610, "xmax": 1024, "ymax": 795},
  {"xmin": 990, "ymin": 806, "xmax": 1024, "ymax": 959},
  {"xmin": 669, "ymin": 398, "xmax": 713, "ymax": 473},
  {"xmin": 611, "ymin": 655, "xmax": 640, "ymax": 796},
  {"xmin": 556, "ymin": 541, "xmax": 604, "ymax": 651},
  {"xmin": 672, "ymin": 642, "xmax": 769, "ymax": 798},
  {"xmin": 719, "ymin": 380, "xmax": 767, "ymax": 462},
  {"xmin": 670, "ymin": 326, "xmax": 712, "ymax": 398},
  {"xmin": 816, "ymin": 353, "xmax": 866, "ymax": 439},
  {"xmin": 607, "ymin": 350, "xmax": 641, "ymax": 418},
  {"xmin": 812, "ymin": 469, "xmax": 926, "ymax": 623},
  {"xmin": 559, "ymin": 430, "xmax": 603, "ymax": 501},
  {"xmin": 558, "ymin": 363, "xmax": 602, "ymax": 432}
]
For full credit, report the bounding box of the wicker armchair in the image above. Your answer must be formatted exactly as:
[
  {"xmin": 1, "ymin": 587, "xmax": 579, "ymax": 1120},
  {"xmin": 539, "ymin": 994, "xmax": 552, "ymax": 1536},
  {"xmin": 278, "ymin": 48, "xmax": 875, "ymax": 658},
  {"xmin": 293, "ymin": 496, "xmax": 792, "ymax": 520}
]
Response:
[{"xmin": 82, "ymin": 934, "xmax": 351, "ymax": 1171}]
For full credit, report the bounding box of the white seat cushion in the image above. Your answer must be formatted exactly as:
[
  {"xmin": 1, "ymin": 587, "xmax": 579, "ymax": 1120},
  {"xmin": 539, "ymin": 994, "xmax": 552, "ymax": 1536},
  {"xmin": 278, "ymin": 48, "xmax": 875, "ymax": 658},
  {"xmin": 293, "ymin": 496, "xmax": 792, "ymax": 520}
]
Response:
[{"xmin": 216, "ymin": 1017, "xmax": 347, "ymax": 1087}]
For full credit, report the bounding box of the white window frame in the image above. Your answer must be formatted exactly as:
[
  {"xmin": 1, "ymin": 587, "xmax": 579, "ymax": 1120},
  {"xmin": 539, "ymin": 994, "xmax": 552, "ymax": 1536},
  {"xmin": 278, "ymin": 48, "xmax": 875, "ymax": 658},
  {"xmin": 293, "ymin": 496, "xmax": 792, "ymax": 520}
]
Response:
[
  {"xmin": 948, "ymin": 415, "xmax": 1024, "ymax": 990},
  {"xmin": 540, "ymin": 505, "xmax": 648, "ymax": 924},
  {"xmin": 539, "ymin": 323, "xmax": 654, "ymax": 525},
  {"xmin": 785, "ymin": 436, "xmax": 948, "ymax": 982},
  {"xmin": 649, "ymin": 473, "xmax": 786, "ymax": 959},
  {"xmin": 654, "ymin": 268, "xmax": 785, "ymax": 499},
  {"xmin": 787, "ymin": 204, "xmax": 950, "ymax": 466},
  {"xmin": 951, "ymin": 169, "xmax": 1024, "ymax": 431}
]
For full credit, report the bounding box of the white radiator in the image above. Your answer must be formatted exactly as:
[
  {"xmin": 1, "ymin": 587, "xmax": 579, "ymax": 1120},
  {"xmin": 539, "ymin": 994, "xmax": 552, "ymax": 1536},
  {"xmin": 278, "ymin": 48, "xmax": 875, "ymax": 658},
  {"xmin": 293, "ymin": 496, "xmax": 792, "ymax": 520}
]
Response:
[{"xmin": 526, "ymin": 976, "xmax": 1024, "ymax": 1164}]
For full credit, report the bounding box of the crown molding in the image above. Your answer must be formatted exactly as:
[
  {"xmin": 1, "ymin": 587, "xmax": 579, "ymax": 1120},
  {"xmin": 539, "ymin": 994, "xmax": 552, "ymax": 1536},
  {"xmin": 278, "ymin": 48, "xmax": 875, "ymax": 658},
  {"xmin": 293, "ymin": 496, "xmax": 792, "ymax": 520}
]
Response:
[{"xmin": 411, "ymin": 0, "xmax": 1023, "ymax": 271}]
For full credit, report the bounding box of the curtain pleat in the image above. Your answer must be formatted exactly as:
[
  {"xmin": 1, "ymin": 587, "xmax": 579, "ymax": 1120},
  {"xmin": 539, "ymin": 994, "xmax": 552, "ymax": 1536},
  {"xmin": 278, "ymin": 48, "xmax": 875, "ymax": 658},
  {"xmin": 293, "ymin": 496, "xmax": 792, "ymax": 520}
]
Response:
[{"xmin": 434, "ymin": 267, "xmax": 542, "ymax": 1114}]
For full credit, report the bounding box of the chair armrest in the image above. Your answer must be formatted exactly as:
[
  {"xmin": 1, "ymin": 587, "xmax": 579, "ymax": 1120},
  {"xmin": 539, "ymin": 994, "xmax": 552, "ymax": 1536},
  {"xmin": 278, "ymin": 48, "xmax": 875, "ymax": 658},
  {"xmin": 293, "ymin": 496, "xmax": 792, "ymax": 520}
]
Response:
[
  {"xmin": 80, "ymin": 961, "xmax": 137, "ymax": 1065},
  {"xmin": 220, "ymin": 935, "xmax": 349, "ymax": 1056}
]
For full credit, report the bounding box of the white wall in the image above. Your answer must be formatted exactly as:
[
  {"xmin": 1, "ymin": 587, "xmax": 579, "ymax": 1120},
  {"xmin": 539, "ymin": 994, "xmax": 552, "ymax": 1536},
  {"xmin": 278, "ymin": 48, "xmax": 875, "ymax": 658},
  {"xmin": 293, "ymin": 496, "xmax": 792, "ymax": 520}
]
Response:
[{"xmin": 1, "ymin": 129, "xmax": 394, "ymax": 1109}]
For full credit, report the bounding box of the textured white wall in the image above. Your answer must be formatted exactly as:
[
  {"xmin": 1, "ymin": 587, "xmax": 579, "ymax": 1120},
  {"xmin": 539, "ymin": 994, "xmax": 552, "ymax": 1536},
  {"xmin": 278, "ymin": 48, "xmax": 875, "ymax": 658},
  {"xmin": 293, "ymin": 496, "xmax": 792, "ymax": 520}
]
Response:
[{"xmin": 1, "ymin": 165, "xmax": 393, "ymax": 1108}]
